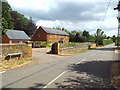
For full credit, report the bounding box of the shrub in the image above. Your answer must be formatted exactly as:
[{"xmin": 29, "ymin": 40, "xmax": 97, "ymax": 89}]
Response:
[
  {"xmin": 115, "ymin": 42, "xmax": 120, "ymax": 46},
  {"xmin": 33, "ymin": 41, "xmax": 47, "ymax": 48},
  {"xmin": 46, "ymin": 44, "xmax": 52, "ymax": 47},
  {"xmin": 60, "ymin": 42, "xmax": 77, "ymax": 48},
  {"xmin": 59, "ymin": 42, "xmax": 90, "ymax": 48},
  {"xmin": 103, "ymin": 40, "xmax": 113, "ymax": 45}
]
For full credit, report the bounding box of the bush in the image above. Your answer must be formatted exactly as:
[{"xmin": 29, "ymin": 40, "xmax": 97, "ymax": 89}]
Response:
[
  {"xmin": 95, "ymin": 39, "xmax": 103, "ymax": 46},
  {"xmin": 33, "ymin": 41, "xmax": 47, "ymax": 48},
  {"xmin": 115, "ymin": 42, "xmax": 120, "ymax": 46},
  {"xmin": 103, "ymin": 40, "xmax": 113, "ymax": 45},
  {"xmin": 60, "ymin": 42, "xmax": 77, "ymax": 48},
  {"xmin": 46, "ymin": 44, "xmax": 52, "ymax": 47},
  {"xmin": 59, "ymin": 42, "xmax": 90, "ymax": 48}
]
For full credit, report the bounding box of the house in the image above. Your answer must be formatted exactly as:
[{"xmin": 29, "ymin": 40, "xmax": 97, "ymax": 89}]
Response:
[
  {"xmin": 2, "ymin": 29, "xmax": 30, "ymax": 44},
  {"xmin": 31, "ymin": 26, "xmax": 69, "ymax": 44}
]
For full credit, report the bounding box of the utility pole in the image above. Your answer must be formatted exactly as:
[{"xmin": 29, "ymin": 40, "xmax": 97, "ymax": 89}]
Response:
[{"xmin": 114, "ymin": 0, "xmax": 120, "ymax": 48}]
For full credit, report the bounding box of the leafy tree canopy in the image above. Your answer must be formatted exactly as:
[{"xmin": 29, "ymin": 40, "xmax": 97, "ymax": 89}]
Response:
[{"xmin": 1, "ymin": 1, "xmax": 37, "ymax": 36}]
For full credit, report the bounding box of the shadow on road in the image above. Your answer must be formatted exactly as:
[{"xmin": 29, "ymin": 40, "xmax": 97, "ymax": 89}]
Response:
[
  {"xmin": 95, "ymin": 47, "xmax": 114, "ymax": 51},
  {"xmin": 29, "ymin": 83, "xmax": 45, "ymax": 90},
  {"xmin": 55, "ymin": 60, "xmax": 120, "ymax": 88}
]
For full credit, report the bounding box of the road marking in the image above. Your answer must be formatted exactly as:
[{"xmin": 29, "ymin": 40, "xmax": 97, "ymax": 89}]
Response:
[
  {"xmin": 0, "ymin": 71, "xmax": 6, "ymax": 74},
  {"xmin": 43, "ymin": 71, "xmax": 67, "ymax": 88},
  {"xmin": 76, "ymin": 58, "xmax": 86, "ymax": 64},
  {"xmin": 90, "ymin": 54, "xmax": 95, "ymax": 57}
]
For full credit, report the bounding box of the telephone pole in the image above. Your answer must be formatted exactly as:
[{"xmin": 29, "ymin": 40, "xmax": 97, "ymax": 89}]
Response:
[{"xmin": 114, "ymin": 0, "xmax": 120, "ymax": 48}]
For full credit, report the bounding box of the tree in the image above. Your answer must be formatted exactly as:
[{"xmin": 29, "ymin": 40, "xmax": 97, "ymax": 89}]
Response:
[
  {"xmin": 89, "ymin": 35, "xmax": 95, "ymax": 42},
  {"xmin": 10, "ymin": 11, "xmax": 28, "ymax": 30},
  {"xmin": 1, "ymin": 18, "xmax": 8, "ymax": 34},
  {"xmin": 75, "ymin": 32, "xmax": 80, "ymax": 42},
  {"xmin": 112, "ymin": 35, "xmax": 116, "ymax": 42},
  {"xmin": 11, "ymin": 11, "xmax": 37, "ymax": 37},
  {"xmin": 25, "ymin": 17, "xmax": 37, "ymax": 37},
  {"xmin": 2, "ymin": 1, "xmax": 14, "ymax": 32},
  {"xmin": 2, "ymin": 2, "xmax": 37, "ymax": 36},
  {"xmin": 94, "ymin": 29, "xmax": 105, "ymax": 46},
  {"xmin": 82, "ymin": 30, "xmax": 90, "ymax": 42},
  {"xmin": 107, "ymin": 36, "xmax": 111, "ymax": 39}
]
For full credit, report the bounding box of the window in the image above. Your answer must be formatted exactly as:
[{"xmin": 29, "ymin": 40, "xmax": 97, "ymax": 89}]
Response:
[
  {"xmin": 59, "ymin": 38, "xmax": 64, "ymax": 41},
  {"xmin": 38, "ymin": 34, "xmax": 40, "ymax": 38},
  {"xmin": 50, "ymin": 35, "xmax": 52, "ymax": 37}
]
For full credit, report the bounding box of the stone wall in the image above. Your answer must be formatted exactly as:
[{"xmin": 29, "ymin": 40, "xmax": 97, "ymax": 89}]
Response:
[
  {"xmin": 51, "ymin": 42, "xmax": 96, "ymax": 55},
  {"xmin": 59, "ymin": 44, "xmax": 89, "ymax": 54},
  {"xmin": 59, "ymin": 43, "xmax": 96, "ymax": 54},
  {"xmin": 0, "ymin": 42, "xmax": 32, "ymax": 61},
  {"xmin": 89, "ymin": 43, "xmax": 97, "ymax": 49},
  {"xmin": 115, "ymin": 48, "xmax": 120, "ymax": 53}
]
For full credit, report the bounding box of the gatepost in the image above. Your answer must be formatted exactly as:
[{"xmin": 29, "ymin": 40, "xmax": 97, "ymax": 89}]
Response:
[
  {"xmin": 54, "ymin": 42, "xmax": 60, "ymax": 54},
  {"xmin": 25, "ymin": 41, "xmax": 32, "ymax": 57}
]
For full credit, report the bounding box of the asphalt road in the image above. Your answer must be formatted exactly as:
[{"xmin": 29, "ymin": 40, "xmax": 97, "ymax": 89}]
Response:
[{"xmin": 2, "ymin": 44, "xmax": 119, "ymax": 88}]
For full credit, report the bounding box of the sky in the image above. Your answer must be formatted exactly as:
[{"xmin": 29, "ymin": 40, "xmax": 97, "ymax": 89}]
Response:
[{"xmin": 7, "ymin": 0, "xmax": 118, "ymax": 36}]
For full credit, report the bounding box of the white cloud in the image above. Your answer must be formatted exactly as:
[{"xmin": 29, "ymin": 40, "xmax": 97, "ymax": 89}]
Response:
[
  {"xmin": 36, "ymin": 20, "xmax": 62, "ymax": 28},
  {"xmin": 7, "ymin": 0, "xmax": 57, "ymax": 11},
  {"xmin": 100, "ymin": 17, "xmax": 117, "ymax": 29},
  {"xmin": 105, "ymin": 29, "xmax": 117, "ymax": 36},
  {"xmin": 7, "ymin": 0, "xmax": 118, "ymax": 36}
]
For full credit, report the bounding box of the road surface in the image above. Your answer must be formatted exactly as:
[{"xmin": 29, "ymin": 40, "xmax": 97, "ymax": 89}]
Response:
[{"xmin": 2, "ymin": 44, "xmax": 119, "ymax": 88}]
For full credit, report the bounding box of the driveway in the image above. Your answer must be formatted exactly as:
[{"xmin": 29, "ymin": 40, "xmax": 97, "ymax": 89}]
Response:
[{"xmin": 32, "ymin": 47, "xmax": 70, "ymax": 64}]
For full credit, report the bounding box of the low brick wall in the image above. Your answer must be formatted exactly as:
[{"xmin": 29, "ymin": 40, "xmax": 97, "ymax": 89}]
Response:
[{"xmin": 0, "ymin": 43, "xmax": 32, "ymax": 61}]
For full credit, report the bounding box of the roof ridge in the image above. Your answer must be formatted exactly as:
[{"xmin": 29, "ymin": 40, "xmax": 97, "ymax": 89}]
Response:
[
  {"xmin": 7, "ymin": 29, "xmax": 24, "ymax": 32},
  {"xmin": 40, "ymin": 26, "xmax": 69, "ymax": 36}
]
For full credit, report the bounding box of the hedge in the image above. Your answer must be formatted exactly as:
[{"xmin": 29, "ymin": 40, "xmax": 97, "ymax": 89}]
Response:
[
  {"xmin": 32, "ymin": 41, "xmax": 47, "ymax": 48},
  {"xmin": 103, "ymin": 40, "xmax": 113, "ymax": 45}
]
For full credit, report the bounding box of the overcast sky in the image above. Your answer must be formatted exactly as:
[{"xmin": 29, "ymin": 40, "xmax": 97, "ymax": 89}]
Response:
[{"xmin": 7, "ymin": 0, "xmax": 118, "ymax": 36}]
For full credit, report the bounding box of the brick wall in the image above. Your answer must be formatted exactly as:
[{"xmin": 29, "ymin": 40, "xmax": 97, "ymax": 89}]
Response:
[{"xmin": 0, "ymin": 43, "xmax": 32, "ymax": 61}]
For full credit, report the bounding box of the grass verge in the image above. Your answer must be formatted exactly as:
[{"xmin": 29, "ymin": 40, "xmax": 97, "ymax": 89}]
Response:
[
  {"xmin": 111, "ymin": 76, "xmax": 120, "ymax": 88},
  {"xmin": 111, "ymin": 62, "xmax": 120, "ymax": 88},
  {"xmin": 0, "ymin": 57, "xmax": 34, "ymax": 71},
  {"xmin": 60, "ymin": 49, "xmax": 90, "ymax": 55}
]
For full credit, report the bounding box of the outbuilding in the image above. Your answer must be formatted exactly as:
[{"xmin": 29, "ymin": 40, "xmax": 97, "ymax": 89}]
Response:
[{"xmin": 2, "ymin": 29, "xmax": 30, "ymax": 44}]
